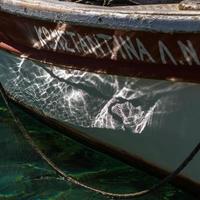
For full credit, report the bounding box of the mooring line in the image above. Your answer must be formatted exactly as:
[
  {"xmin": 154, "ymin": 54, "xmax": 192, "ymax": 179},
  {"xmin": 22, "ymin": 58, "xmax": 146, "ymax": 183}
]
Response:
[{"xmin": 0, "ymin": 82, "xmax": 199, "ymax": 199}]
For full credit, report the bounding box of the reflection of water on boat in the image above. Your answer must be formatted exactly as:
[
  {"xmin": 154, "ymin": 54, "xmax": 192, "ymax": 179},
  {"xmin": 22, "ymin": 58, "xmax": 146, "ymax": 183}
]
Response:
[
  {"xmin": 0, "ymin": 50, "xmax": 193, "ymax": 133},
  {"xmin": 0, "ymin": 49, "xmax": 200, "ymax": 195}
]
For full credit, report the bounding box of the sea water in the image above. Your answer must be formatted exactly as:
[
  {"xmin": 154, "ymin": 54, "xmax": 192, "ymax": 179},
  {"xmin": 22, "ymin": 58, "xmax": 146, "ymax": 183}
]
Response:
[{"xmin": 0, "ymin": 98, "xmax": 198, "ymax": 200}]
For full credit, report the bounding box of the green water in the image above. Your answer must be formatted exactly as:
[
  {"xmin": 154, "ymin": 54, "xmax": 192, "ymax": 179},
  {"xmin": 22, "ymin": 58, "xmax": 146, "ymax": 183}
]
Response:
[{"xmin": 0, "ymin": 99, "xmax": 198, "ymax": 200}]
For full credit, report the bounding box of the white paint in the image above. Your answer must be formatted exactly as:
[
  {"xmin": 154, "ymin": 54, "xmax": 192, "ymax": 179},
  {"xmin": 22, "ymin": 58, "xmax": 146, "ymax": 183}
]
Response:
[
  {"xmin": 58, "ymin": 31, "xmax": 75, "ymax": 53},
  {"xmin": 33, "ymin": 26, "xmax": 200, "ymax": 67},
  {"xmin": 120, "ymin": 36, "xmax": 140, "ymax": 61},
  {"xmin": 77, "ymin": 33, "xmax": 91, "ymax": 55},
  {"xmin": 86, "ymin": 35, "xmax": 104, "ymax": 56},
  {"xmin": 96, "ymin": 34, "xmax": 113, "ymax": 57},
  {"xmin": 136, "ymin": 38, "xmax": 155, "ymax": 63},
  {"xmin": 112, "ymin": 35, "xmax": 127, "ymax": 60},
  {"xmin": 66, "ymin": 31, "xmax": 81, "ymax": 53},
  {"xmin": 52, "ymin": 30, "xmax": 63, "ymax": 51},
  {"xmin": 159, "ymin": 40, "xmax": 177, "ymax": 65},
  {"xmin": 178, "ymin": 40, "xmax": 200, "ymax": 66},
  {"xmin": 33, "ymin": 26, "xmax": 48, "ymax": 49}
]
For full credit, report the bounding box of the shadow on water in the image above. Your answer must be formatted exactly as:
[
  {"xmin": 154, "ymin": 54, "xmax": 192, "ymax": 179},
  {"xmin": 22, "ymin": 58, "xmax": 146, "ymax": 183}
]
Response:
[{"xmin": 0, "ymin": 98, "xmax": 198, "ymax": 200}]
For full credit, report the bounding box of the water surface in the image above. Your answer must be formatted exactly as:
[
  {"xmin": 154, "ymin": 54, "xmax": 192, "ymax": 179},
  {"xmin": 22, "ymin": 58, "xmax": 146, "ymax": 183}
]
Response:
[{"xmin": 0, "ymin": 99, "xmax": 198, "ymax": 200}]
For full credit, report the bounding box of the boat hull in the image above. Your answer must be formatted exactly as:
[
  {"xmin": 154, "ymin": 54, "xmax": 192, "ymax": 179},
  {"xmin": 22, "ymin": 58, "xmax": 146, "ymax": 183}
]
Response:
[
  {"xmin": 0, "ymin": 49, "xmax": 200, "ymax": 193},
  {"xmin": 2, "ymin": 4, "xmax": 200, "ymax": 83}
]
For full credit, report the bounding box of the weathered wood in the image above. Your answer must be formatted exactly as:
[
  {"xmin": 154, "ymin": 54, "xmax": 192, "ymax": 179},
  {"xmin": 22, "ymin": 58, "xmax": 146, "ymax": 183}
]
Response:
[
  {"xmin": 1, "ymin": 0, "xmax": 200, "ymax": 33},
  {"xmin": 179, "ymin": 0, "xmax": 200, "ymax": 10}
]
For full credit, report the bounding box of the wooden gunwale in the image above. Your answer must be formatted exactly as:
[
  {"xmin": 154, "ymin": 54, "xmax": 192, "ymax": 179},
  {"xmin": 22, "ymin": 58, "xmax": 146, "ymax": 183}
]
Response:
[{"xmin": 1, "ymin": 0, "xmax": 200, "ymax": 33}]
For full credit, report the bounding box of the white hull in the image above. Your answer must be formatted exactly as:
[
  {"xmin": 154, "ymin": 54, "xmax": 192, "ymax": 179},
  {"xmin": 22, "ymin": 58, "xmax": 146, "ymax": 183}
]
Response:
[{"xmin": 0, "ymin": 49, "xmax": 200, "ymax": 188}]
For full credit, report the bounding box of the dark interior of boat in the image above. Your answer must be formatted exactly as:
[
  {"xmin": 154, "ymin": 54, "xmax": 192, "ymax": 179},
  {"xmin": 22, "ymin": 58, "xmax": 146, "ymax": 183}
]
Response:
[{"xmin": 61, "ymin": 0, "xmax": 182, "ymax": 6}]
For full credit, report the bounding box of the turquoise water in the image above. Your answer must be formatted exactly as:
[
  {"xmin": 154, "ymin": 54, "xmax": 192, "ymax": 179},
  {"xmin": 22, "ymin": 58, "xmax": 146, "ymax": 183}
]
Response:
[{"xmin": 0, "ymin": 99, "xmax": 198, "ymax": 200}]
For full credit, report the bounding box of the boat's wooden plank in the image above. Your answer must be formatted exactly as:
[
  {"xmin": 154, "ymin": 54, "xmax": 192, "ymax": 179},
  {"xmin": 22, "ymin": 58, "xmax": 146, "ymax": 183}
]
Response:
[
  {"xmin": 0, "ymin": 0, "xmax": 199, "ymax": 15},
  {"xmin": 1, "ymin": 0, "xmax": 200, "ymax": 33}
]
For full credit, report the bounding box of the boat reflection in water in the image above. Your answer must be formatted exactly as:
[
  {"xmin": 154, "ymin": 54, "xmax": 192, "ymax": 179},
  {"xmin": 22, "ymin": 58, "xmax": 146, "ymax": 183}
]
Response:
[{"xmin": 0, "ymin": 49, "xmax": 200, "ymax": 194}]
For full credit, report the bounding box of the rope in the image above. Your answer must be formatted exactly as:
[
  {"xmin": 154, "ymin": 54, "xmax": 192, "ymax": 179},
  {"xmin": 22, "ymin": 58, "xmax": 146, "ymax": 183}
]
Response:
[{"xmin": 0, "ymin": 82, "xmax": 199, "ymax": 199}]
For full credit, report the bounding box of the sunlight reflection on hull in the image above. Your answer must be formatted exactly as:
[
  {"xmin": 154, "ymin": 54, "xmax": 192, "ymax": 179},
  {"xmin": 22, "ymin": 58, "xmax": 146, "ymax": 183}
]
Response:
[
  {"xmin": 0, "ymin": 50, "xmax": 193, "ymax": 134},
  {"xmin": 1, "ymin": 49, "xmax": 200, "ymax": 185}
]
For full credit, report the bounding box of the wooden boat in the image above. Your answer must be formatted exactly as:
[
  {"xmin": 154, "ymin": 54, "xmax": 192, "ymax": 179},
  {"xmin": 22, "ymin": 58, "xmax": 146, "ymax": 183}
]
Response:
[{"xmin": 0, "ymin": 0, "xmax": 200, "ymax": 194}]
